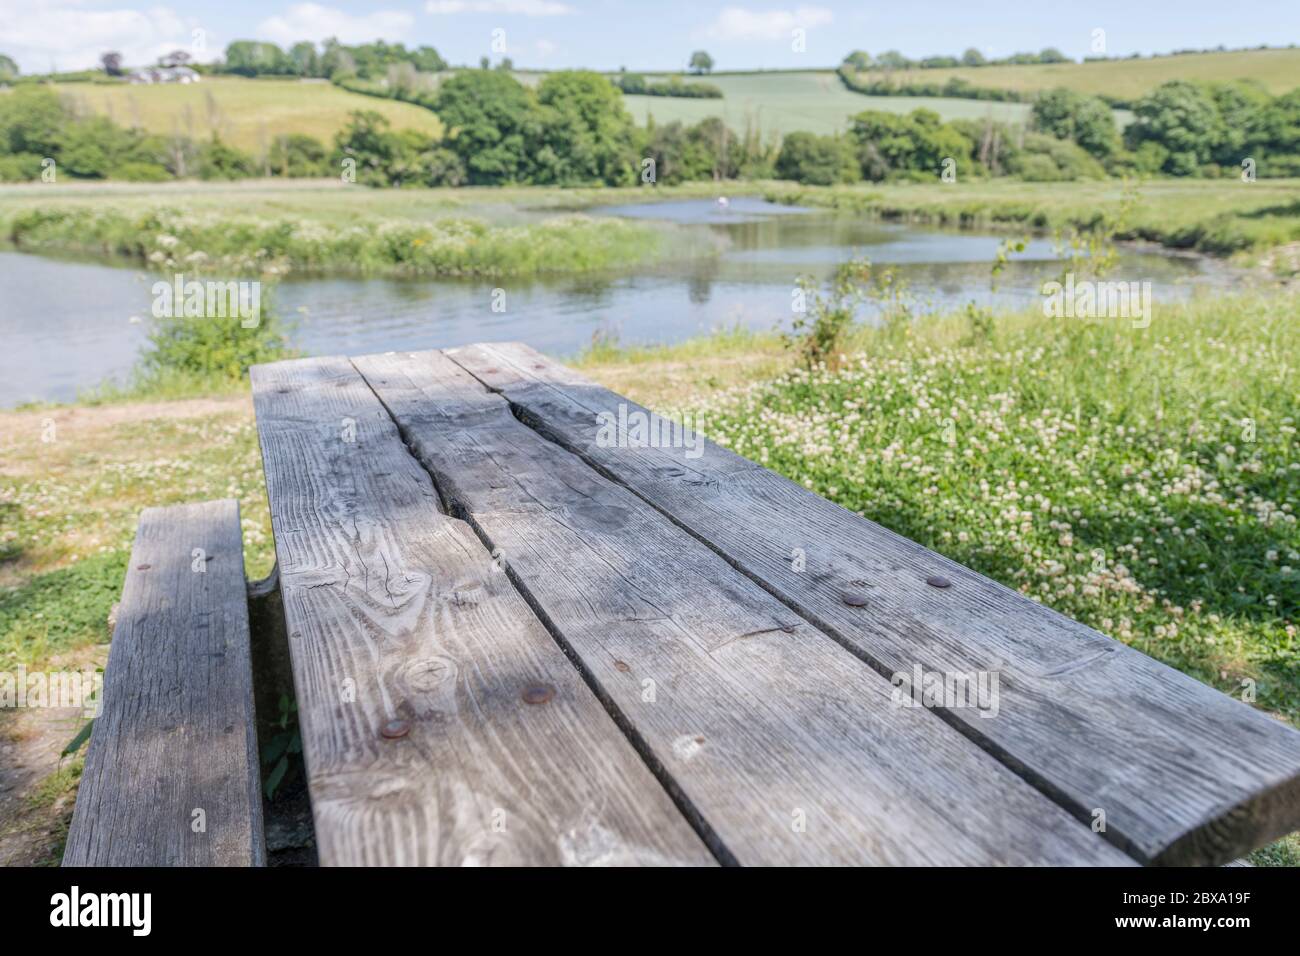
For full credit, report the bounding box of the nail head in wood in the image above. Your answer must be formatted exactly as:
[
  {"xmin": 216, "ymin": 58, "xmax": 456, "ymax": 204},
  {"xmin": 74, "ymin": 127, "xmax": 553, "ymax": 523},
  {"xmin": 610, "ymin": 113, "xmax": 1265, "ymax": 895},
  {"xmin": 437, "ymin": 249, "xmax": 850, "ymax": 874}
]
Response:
[{"xmin": 522, "ymin": 683, "xmax": 555, "ymax": 705}]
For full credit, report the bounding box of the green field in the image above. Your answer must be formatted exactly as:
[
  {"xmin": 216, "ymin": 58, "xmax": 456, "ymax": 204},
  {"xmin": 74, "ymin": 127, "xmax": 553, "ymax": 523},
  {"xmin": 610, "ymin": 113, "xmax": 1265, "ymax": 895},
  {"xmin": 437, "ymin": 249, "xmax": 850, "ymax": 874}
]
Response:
[
  {"xmin": 853, "ymin": 47, "xmax": 1300, "ymax": 102},
  {"xmin": 54, "ymin": 76, "xmax": 443, "ymax": 153},
  {"xmin": 622, "ymin": 70, "xmax": 1031, "ymax": 135}
]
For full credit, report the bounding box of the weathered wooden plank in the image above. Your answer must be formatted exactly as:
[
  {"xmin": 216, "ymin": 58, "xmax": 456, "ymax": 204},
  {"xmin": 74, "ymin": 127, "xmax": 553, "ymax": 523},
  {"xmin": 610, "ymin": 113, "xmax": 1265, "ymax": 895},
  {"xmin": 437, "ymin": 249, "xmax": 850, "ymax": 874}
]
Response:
[
  {"xmin": 354, "ymin": 348, "xmax": 1130, "ymax": 865},
  {"xmin": 64, "ymin": 500, "xmax": 265, "ymax": 867},
  {"xmin": 250, "ymin": 356, "xmax": 712, "ymax": 866},
  {"xmin": 446, "ymin": 341, "xmax": 1300, "ymax": 866}
]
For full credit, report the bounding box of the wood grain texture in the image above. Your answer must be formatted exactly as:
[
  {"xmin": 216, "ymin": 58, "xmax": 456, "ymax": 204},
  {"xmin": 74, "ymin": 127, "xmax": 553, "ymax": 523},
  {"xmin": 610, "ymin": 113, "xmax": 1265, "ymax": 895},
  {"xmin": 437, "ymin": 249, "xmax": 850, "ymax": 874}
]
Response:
[
  {"xmin": 250, "ymin": 356, "xmax": 712, "ymax": 866},
  {"xmin": 446, "ymin": 341, "xmax": 1300, "ymax": 867},
  {"xmin": 63, "ymin": 500, "xmax": 265, "ymax": 867},
  {"xmin": 354, "ymin": 349, "xmax": 1130, "ymax": 866}
]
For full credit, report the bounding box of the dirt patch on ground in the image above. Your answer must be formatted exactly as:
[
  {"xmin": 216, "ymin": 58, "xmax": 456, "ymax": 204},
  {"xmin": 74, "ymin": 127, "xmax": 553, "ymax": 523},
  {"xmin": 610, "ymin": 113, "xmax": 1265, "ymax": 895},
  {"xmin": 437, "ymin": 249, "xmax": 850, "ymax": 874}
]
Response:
[
  {"xmin": 0, "ymin": 706, "xmax": 90, "ymax": 866},
  {"xmin": 0, "ymin": 395, "xmax": 250, "ymax": 475}
]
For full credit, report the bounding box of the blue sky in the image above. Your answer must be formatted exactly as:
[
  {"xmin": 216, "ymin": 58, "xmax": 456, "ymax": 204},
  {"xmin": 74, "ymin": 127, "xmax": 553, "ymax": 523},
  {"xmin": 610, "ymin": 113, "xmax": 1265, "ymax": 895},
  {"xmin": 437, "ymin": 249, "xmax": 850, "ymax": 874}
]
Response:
[{"xmin": 2, "ymin": 0, "xmax": 1297, "ymax": 74}]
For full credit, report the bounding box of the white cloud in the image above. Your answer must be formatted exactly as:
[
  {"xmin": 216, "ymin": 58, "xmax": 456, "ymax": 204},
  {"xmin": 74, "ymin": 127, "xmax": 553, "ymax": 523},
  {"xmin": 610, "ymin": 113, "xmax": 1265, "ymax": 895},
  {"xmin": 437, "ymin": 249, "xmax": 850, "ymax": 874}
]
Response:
[
  {"xmin": 258, "ymin": 4, "xmax": 414, "ymax": 46},
  {"xmin": 0, "ymin": 1, "xmax": 203, "ymax": 73},
  {"xmin": 702, "ymin": 5, "xmax": 833, "ymax": 42},
  {"xmin": 426, "ymin": 0, "xmax": 575, "ymax": 16}
]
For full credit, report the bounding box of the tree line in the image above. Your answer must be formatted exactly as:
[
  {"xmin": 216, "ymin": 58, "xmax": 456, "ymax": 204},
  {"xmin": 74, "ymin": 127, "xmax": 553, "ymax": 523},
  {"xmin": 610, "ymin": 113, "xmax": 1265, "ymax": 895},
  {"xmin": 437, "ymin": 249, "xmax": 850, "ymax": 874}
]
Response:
[{"xmin": 3, "ymin": 68, "xmax": 1298, "ymax": 186}]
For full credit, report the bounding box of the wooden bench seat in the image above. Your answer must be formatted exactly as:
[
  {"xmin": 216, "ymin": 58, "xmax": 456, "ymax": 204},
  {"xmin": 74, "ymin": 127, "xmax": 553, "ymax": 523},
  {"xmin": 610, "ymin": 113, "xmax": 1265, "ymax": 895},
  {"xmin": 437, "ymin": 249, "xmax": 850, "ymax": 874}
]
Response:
[{"xmin": 63, "ymin": 500, "xmax": 265, "ymax": 867}]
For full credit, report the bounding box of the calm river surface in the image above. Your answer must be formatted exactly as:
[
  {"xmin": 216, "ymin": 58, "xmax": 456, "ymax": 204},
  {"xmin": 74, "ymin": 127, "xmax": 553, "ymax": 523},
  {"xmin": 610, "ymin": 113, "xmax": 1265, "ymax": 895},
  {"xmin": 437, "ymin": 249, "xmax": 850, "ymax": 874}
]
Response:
[{"xmin": 0, "ymin": 198, "xmax": 1236, "ymax": 406}]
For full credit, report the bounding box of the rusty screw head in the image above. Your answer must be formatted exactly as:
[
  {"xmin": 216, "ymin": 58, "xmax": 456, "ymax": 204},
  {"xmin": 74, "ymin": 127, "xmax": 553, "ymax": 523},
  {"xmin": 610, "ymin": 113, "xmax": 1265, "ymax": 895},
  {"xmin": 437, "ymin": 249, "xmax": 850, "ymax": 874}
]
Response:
[
  {"xmin": 522, "ymin": 683, "xmax": 555, "ymax": 705},
  {"xmin": 841, "ymin": 590, "xmax": 869, "ymax": 607},
  {"xmin": 926, "ymin": 575, "xmax": 952, "ymax": 589},
  {"xmin": 380, "ymin": 718, "xmax": 410, "ymax": 739}
]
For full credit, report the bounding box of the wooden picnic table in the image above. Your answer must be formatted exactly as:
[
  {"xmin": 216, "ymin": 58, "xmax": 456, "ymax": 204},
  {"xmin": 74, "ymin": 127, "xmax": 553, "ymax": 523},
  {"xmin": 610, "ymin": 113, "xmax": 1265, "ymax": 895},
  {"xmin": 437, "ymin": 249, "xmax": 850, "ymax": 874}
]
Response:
[{"xmin": 250, "ymin": 343, "xmax": 1300, "ymax": 867}]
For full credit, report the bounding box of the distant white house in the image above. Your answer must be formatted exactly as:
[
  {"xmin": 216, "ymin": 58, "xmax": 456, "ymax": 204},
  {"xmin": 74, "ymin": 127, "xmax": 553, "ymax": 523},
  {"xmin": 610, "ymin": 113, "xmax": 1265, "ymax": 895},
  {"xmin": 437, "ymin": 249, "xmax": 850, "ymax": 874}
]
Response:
[{"xmin": 128, "ymin": 66, "xmax": 201, "ymax": 85}]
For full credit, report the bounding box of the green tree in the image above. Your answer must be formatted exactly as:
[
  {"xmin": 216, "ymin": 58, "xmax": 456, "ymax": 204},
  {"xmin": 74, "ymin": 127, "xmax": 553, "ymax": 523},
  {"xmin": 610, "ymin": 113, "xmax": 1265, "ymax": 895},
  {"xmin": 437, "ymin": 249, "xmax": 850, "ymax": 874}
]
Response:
[
  {"xmin": 0, "ymin": 85, "xmax": 68, "ymax": 156},
  {"xmin": 289, "ymin": 42, "xmax": 319, "ymax": 77},
  {"xmin": 689, "ymin": 50, "xmax": 714, "ymax": 74},
  {"xmin": 1206, "ymin": 80, "xmax": 1271, "ymax": 167},
  {"xmin": 432, "ymin": 69, "xmax": 541, "ymax": 184},
  {"xmin": 875, "ymin": 50, "xmax": 911, "ymax": 70},
  {"xmin": 412, "ymin": 46, "xmax": 447, "ymax": 72},
  {"xmin": 1031, "ymin": 88, "xmax": 1120, "ymax": 159},
  {"xmin": 642, "ymin": 120, "xmax": 714, "ymax": 183},
  {"xmin": 57, "ymin": 116, "xmax": 163, "ymax": 178},
  {"xmin": 775, "ymin": 131, "xmax": 858, "ymax": 185},
  {"xmin": 849, "ymin": 108, "xmax": 972, "ymax": 180},
  {"xmin": 842, "ymin": 50, "xmax": 872, "ymax": 71},
  {"xmin": 269, "ymin": 133, "xmax": 329, "ymax": 176},
  {"xmin": 196, "ymin": 134, "xmax": 256, "ymax": 179},
  {"xmin": 320, "ymin": 38, "xmax": 357, "ymax": 78},
  {"xmin": 224, "ymin": 41, "xmax": 290, "ymax": 76},
  {"xmin": 0, "ymin": 54, "xmax": 18, "ymax": 81},
  {"xmin": 533, "ymin": 71, "xmax": 637, "ymax": 185},
  {"xmin": 961, "ymin": 48, "xmax": 986, "ymax": 67},
  {"xmin": 1258, "ymin": 88, "xmax": 1300, "ymax": 157},
  {"xmin": 1124, "ymin": 80, "xmax": 1225, "ymax": 174}
]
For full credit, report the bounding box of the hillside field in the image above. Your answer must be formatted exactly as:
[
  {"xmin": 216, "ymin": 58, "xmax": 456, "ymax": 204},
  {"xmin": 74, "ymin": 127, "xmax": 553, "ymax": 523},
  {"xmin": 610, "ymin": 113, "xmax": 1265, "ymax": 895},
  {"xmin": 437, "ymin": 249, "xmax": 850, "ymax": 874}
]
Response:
[
  {"xmin": 55, "ymin": 76, "xmax": 443, "ymax": 153},
  {"xmin": 622, "ymin": 70, "xmax": 1032, "ymax": 135},
  {"xmin": 848, "ymin": 47, "xmax": 1300, "ymax": 101}
]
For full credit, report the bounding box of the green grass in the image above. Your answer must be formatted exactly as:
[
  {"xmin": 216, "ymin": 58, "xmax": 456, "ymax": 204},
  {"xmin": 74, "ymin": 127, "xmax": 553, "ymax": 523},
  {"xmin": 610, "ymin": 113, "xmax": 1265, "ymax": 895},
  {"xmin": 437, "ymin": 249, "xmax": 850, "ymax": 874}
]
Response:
[
  {"xmin": 0, "ymin": 399, "xmax": 276, "ymax": 672},
  {"xmin": 865, "ymin": 48, "xmax": 1300, "ymax": 103},
  {"xmin": 52, "ymin": 76, "xmax": 443, "ymax": 154},
  {"xmin": 764, "ymin": 178, "xmax": 1300, "ymax": 256},
  {"xmin": 0, "ymin": 199, "xmax": 674, "ymax": 279},
  {"xmin": 623, "ymin": 70, "xmax": 1032, "ymax": 135}
]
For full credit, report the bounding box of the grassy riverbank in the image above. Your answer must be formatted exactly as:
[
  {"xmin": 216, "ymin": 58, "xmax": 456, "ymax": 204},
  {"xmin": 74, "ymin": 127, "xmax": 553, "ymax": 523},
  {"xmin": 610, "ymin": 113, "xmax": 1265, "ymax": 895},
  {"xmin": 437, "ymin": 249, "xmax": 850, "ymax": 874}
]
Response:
[
  {"xmin": 2, "ymin": 289, "xmax": 1297, "ymax": 865},
  {"xmin": 765, "ymin": 178, "xmax": 1300, "ymax": 257},
  {"xmin": 3, "ymin": 179, "xmax": 1299, "ymax": 282},
  {"xmin": 0, "ymin": 180, "xmax": 756, "ymax": 278}
]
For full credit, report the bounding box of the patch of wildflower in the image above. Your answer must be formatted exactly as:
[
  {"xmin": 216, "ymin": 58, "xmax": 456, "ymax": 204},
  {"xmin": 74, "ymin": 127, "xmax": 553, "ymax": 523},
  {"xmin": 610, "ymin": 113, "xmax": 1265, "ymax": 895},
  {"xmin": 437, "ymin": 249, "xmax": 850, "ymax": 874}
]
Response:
[{"xmin": 687, "ymin": 299, "xmax": 1299, "ymax": 722}]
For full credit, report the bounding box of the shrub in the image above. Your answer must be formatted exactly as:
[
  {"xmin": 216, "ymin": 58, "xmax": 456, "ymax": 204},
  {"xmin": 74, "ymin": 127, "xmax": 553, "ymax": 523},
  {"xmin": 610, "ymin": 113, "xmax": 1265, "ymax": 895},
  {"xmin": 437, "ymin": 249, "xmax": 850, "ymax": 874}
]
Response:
[
  {"xmin": 196, "ymin": 135, "xmax": 256, "ymax": 180},
  {"xmin": 136, "ymin": 301, "xmax": 293, "ymax": 390},
  {"xmin": 850, "ymin": 108, "xmax": 973, "ymax": 181},
  {"xmin": 0, "ymin": 152, "xmax": 43, "ymax": 181},
  {"xmin": 776, "ymin": 131, "xmax": 858, "ymax": 185},
  {"xmin": 1031, "ymin": 88, "xmax": 1121, "ymax": 160},
  {"xmin": 1007, "ymin": 133, "xmax": 1108, "ymax": 181},
  {"xmin": 111, "ymin": 161, "xmax": 171, "ymax": 182}
]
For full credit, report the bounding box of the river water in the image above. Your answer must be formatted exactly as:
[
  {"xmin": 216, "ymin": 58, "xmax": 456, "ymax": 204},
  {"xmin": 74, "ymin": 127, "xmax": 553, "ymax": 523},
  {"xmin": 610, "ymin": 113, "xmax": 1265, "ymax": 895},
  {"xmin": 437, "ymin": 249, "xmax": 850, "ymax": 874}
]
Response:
[{"xmin": 0, "ymin": 198, "xmax": 1235, "ymax": 407}]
